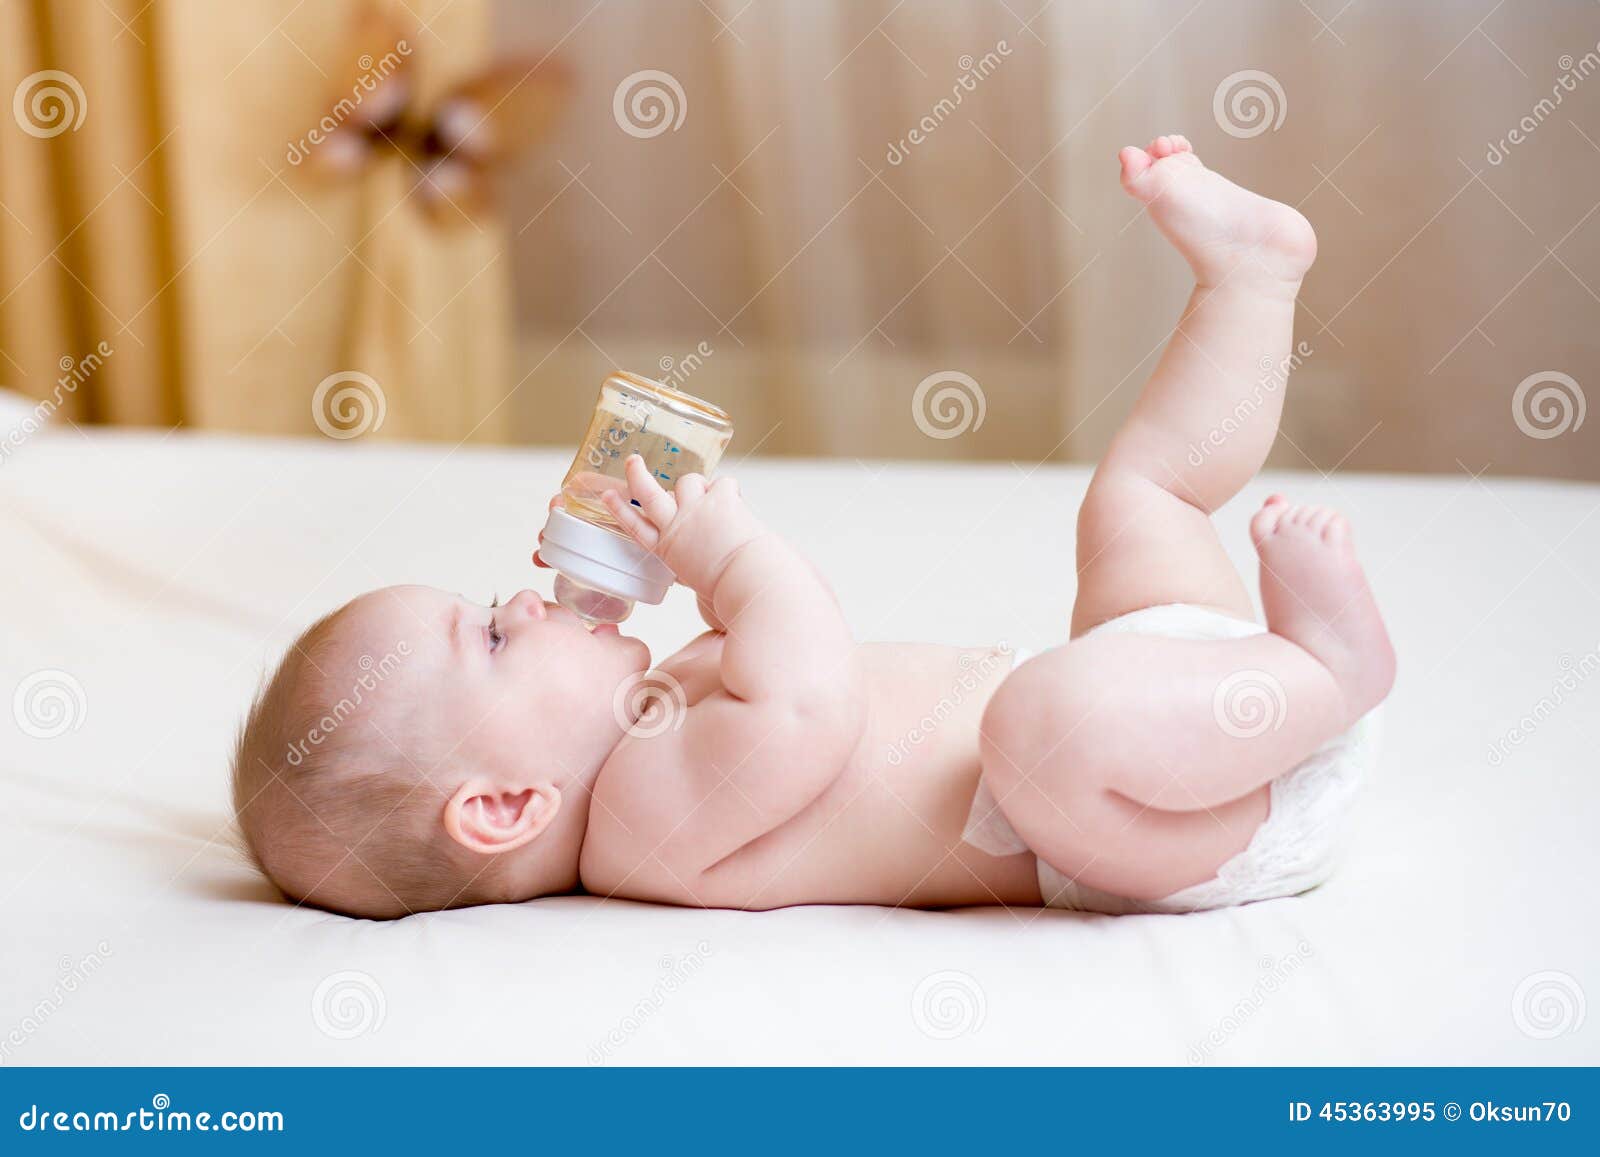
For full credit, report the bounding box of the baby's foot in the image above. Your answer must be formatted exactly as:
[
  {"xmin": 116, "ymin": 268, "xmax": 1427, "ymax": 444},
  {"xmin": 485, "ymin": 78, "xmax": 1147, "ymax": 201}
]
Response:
[
  {"xmin": 1250, "ymin": 496, "xmax": 1396, "ymax": 720},
  {"xmin": 1119, "ymin": 135, "xmax": 1316, "ymax": 293}
]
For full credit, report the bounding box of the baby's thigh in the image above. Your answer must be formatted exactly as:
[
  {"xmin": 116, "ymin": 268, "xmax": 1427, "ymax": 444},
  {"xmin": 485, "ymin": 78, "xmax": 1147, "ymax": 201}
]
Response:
[{"xmin": 978, "ymin": 641, "xmax": 1265, "ymax": 900}]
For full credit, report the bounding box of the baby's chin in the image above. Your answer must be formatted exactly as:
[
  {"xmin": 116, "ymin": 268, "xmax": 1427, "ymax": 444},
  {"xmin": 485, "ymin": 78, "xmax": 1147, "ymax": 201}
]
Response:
[{"xmin": 605, "ymin": 626, "xmax": 652, "ymax": 672}]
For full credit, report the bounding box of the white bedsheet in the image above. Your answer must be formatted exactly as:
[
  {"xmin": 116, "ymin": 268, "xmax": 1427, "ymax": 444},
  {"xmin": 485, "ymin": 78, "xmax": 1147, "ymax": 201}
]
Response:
[{"xmin": 2, "ymin": 430, "xmax": 1596, "ymax": 1065}]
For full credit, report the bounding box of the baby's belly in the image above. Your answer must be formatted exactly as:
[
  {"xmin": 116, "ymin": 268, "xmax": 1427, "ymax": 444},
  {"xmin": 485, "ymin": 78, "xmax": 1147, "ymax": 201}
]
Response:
[{"xmin": 697, "ymin": 643, "xmax": 1042, "ymax": 909}]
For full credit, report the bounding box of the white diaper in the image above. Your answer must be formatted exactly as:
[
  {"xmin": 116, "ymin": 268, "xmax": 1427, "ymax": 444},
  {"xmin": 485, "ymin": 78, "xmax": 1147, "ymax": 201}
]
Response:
[{"xmin": 961, "ymin": 603, "xmax": 1381, "ymax": 914}]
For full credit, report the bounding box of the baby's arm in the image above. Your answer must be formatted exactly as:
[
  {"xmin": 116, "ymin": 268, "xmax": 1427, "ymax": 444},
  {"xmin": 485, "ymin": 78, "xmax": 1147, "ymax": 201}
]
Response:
[{"xmin": 599, "ymin": 456, "xmax": 864, "ymax": 873}]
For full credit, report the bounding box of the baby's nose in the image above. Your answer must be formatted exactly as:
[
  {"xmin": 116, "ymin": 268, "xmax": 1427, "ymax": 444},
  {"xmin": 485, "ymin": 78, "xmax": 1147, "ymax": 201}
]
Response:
[{"xmin": 507, "ymin": 589, "xmax": 547, "ymax": 619}]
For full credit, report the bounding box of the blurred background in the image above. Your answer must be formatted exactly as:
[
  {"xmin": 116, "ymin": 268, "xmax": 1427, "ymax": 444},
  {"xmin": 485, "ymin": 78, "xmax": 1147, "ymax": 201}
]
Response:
[{"xmin": 1, "ymin": 0, "xmax": 1596, "ymax": 478}]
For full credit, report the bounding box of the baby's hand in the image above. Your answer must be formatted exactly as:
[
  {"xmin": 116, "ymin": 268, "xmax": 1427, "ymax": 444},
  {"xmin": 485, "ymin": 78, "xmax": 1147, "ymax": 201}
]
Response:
[{"xmin": 601, "ymin": 454, "xmax": 764, "ymax": 596}]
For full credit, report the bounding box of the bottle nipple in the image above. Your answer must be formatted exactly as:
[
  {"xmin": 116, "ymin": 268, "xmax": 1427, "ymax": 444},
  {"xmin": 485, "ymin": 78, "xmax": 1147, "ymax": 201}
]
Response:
[{"xmin": 553, "ymin": 572, "xmax": 635, "ymax": 625}]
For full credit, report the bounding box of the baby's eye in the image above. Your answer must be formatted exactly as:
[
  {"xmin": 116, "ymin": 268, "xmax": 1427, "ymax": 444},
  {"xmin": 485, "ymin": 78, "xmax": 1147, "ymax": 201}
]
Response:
[{"xmin": 486, "ymin": 615, "xmax": 506, "ymax": 654}]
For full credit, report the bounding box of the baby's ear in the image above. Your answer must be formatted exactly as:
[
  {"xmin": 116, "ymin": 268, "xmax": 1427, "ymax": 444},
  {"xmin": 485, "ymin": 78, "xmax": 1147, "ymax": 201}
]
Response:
[{"xmin": 443, "ymin": 780, "xmax": 561, "ymax": 854}]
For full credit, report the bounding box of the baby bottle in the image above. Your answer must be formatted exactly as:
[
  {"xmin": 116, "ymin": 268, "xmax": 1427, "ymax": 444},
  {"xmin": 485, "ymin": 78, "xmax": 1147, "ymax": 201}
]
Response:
[{"xmin": 539, "ymin": 371, "xmax": 734, "ymax": 624}]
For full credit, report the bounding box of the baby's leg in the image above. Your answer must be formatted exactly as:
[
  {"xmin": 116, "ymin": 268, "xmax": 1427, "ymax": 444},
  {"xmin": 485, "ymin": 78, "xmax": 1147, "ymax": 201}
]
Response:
[
  {"xmin": 981, "ymin": 500, "xmax": 1394, "ymax": 901},
  {"xmin": 1072, "ymin": 135, "xmax": 1318, "ymax": 636},
  {"xmin": 975, "ymin": 139, "xmax": 1394, "ymax": 903}
]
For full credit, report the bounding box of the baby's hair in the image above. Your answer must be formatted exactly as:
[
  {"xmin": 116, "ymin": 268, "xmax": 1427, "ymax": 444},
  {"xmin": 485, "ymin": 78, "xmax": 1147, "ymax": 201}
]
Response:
[{"xmin": 231, "ymin": 601, "xmax": 487, "ymax": 919}]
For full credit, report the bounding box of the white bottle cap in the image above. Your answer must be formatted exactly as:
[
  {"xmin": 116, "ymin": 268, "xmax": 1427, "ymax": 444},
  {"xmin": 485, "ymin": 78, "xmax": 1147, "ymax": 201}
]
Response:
[{"xmin": 539, "ymin": 507, "xmax": 676, "ymax": 607}]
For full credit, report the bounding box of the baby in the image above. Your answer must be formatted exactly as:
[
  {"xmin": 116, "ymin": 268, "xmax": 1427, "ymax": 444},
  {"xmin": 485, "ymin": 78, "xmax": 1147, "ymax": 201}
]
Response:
[{"xmin": 233, "ymin": 136, "xmax": 1395, "ymax": 919}]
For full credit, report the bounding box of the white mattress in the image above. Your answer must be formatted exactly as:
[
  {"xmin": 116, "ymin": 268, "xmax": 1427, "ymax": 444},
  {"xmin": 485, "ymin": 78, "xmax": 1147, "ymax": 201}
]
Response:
[{"xmin": 2, "ymin": 429, "xmax": 1596, "ymax": 1065}]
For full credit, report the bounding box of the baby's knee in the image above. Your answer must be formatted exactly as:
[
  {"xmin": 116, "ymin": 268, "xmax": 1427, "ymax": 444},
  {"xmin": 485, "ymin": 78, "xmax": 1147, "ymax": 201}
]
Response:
[{"xmin": 1076, "ymin": 470, "xmax": 1147, "ymax": 546}]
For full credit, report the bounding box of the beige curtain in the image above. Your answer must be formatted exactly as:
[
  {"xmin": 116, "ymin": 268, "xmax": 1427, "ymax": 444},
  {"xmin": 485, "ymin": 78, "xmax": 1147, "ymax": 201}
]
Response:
[
  {"xmin": 502, "ymin": 0, "xmax": 1600, "ymax": 480},
  {"xmin": 1, "ymin": 0, "xmax": 513, "ymax": 442},
  {"xmin": 0, "ymin": 0, "xmax": 174, "ymax": 425},
  {"xmin": 7, "ymin": 1, "xmax": 1596, "ymax": 479}
]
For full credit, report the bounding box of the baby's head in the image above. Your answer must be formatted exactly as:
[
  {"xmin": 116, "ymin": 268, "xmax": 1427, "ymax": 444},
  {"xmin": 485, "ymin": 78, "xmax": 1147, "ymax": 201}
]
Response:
[{"xmin": 232, "ymin": 585, "xmax": 650, "ymax": 918}]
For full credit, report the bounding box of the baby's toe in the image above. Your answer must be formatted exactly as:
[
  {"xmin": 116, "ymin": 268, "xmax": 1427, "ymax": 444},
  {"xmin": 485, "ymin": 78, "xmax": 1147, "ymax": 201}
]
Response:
[
  {"xmin": 1250, "ymin": 498, "xmax": 1289, "ymax": 542},
  {"xmin": 1119, "ymin": 145, "xmax": 1155, "ymax": 186}
]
